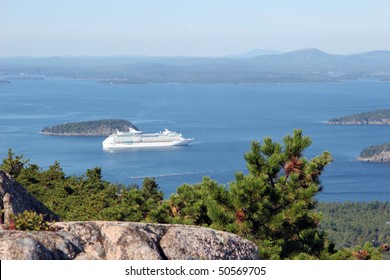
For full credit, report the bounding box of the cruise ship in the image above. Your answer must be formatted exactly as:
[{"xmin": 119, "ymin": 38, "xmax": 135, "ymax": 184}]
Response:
[{"xmin": 102, "ymin": 128, "xmax": 194, "ymax": 149}]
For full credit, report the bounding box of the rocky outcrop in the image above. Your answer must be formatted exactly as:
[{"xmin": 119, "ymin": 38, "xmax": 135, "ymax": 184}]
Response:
[
  {"xmin": 0, "ymin": 170, "xmax": 258, "ymax": 260},
  {"xmin": 358, "ymin": 142, "xmax": 390, "ymax": 162},
  {"xmin": 0, "ymin": 171, "xmax": 60, "ymax": 224},
  {"xmin": 0, "ymin": 221, "xmax": 259, "ymax": 260},
  {"xmin": 358, "ymin": 151, "xmax": 390, "ymax": 162}
]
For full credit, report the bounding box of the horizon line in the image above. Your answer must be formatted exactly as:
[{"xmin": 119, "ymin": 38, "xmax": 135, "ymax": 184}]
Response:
[{"xmin": 1, "ymin": 48, "xmax": 390, "ymax": 59}]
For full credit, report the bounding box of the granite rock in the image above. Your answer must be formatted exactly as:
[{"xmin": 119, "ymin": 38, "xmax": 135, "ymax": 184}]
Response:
[
  {"xmin": 0, "ymin": 171, "xmax": 60, "ymax": 224},
  {"xmin": 0, "ymin": 221, "xmax": 259, "ymax": 260}
]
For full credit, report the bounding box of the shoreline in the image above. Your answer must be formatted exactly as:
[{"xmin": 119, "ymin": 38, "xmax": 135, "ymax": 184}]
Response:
[
  {"xmin": 328, "ymin": 121, "xmax": 390, "ymax": 125},
  {"xmin": 40, "ymin": 131, "xmax": 108, "ymax": 137}
]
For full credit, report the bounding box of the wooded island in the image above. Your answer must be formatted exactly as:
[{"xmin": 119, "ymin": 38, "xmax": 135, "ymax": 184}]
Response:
[
  {"xmin": 41, "ymin": 119, "xmax": 137, "ymax": 136},
  {"xmin": 328, "ymin": 109, "xmax": 390, "ymax": 125}
]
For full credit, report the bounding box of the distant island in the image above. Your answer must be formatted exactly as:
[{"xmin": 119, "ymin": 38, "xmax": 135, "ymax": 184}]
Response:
[
  {"xmin": 359, "ymin": 143, "xmax": 390, "ymax": 162},
  {"xmin": 41, "ymin": 119, "xmax": 137, "ymax": 136},
  {"xmin": 0, "ymin": 80, "xmax": 11, "ymax": 84},
  {"xmin": 328, "ymin": 109, "xmax": 390, "ymax": 125}
]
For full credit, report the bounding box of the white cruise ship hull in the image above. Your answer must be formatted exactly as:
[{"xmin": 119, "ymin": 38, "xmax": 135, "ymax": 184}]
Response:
[
  {"xmin": 102, "ymin": 128, "xmax": 193, "ymax": 149},
  {"xmin": 102, "ymin": 138, "xmax": 193, "ymax": 149}
]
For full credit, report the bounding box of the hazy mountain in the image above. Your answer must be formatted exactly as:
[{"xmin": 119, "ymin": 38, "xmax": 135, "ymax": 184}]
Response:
[
  {"xmin": 352, "ymin": 50, "xmax": 390, "ymax": 57},
  {"xmin": 278, "ymin": 48, "xmax": 333, "ymax": 60},
  {"xmin": 227, "ymin": 49, "xmax": 283, "ymax": 58},
  {"xmin": 1, "ymin": 48, "xmax": 390, "ymax": 83},
  {"xmin": 349, "ymin": 50, "xmax": 390, "ymax": 62}
]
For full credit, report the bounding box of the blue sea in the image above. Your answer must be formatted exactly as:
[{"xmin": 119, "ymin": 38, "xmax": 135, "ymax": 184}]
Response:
[{"xmin": 1, "ymin": 78, "xmax": 390, "ymax": 201}]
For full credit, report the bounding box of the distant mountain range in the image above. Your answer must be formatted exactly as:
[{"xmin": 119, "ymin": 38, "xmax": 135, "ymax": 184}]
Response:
[
  {"xmin": 1, "ymin": 48, "xmax": 390, "ymax": 83},
  {"xmin": 227, "ymin": 49, "xmax": 283, "ymax": 58}
]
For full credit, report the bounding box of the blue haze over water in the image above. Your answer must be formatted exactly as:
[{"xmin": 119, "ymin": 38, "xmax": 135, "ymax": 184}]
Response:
[{"xmin": 1, "ymin": 78, "xmax": 390, "ymax": 202}]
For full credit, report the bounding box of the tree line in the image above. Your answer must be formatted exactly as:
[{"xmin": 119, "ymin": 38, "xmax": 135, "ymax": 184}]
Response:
[{"xmin": 318, "ymin": 202, "xmax": 390, "ymax": 249}]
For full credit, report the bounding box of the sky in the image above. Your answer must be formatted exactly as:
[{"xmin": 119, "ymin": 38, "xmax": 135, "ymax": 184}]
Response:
[{"xmin": 1, "ymin": 0, "xmax": 390, "ymax": 57}]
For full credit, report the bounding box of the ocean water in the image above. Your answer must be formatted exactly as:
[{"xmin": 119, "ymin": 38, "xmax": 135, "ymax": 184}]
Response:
[{"xmin": 1, "ymin": 78, "xmax": 390, "ymax": 201}]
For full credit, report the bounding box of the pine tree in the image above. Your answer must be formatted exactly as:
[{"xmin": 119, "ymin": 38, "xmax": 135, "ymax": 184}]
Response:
[
  {"xmin": 229, "ymin": 129, "xmax": 333, "ymax": 259},
  {"xmin": 0, "ymin": 148, "xmax": 29, "ymax": 178},
  {"xmin": 140, "ymin": 177, "xmax": 164, "ymax": 221},
  {"xmin": 157, "ymin": 129, "xmax": 333, "ymax": 259}
]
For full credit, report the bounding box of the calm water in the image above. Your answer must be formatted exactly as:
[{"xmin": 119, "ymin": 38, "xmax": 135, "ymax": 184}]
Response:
[{"xmin": 1, "ymin": 78, "xmax": 390, "ymax": 201}]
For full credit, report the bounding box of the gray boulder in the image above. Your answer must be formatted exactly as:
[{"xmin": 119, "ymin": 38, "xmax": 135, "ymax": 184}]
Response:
[
  {"xmin": 160, "ymin": 226, "xmax": 257, "ymax": 260},
  {"xmin": 0, "ymin": 221, "xmax": 259, "ymax": 260},
  {"xmin": 0, "ymin": 171, "xmax": 60, "ymax": 224}
]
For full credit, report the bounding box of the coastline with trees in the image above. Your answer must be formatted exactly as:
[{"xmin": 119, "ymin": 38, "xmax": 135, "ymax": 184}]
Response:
[{"xmin": 328, "ymin": 109, "xmax": 390, "ymax": 125}]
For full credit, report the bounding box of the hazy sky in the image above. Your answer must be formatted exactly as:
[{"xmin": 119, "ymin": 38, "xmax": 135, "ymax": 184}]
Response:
[{"xmin": 1, "ymin": 0, "xmax": 389, "ymax": 56}]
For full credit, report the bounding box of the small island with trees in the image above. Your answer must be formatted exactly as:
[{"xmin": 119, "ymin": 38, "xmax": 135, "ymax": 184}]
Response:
[
  {"xmin": 328, "ymin": 109, "xmax": 390, "ymax": 161},
  {"xmin": 328, "ymin": 109, "xmax": 390, "ymax": 125},
  {"xmin": 41, "ymin": 119, "xmax": 137, "ymax": 136},
  {"xmin": 358, "ymin": 142, "xmax": 390, "ymax": 162}
]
